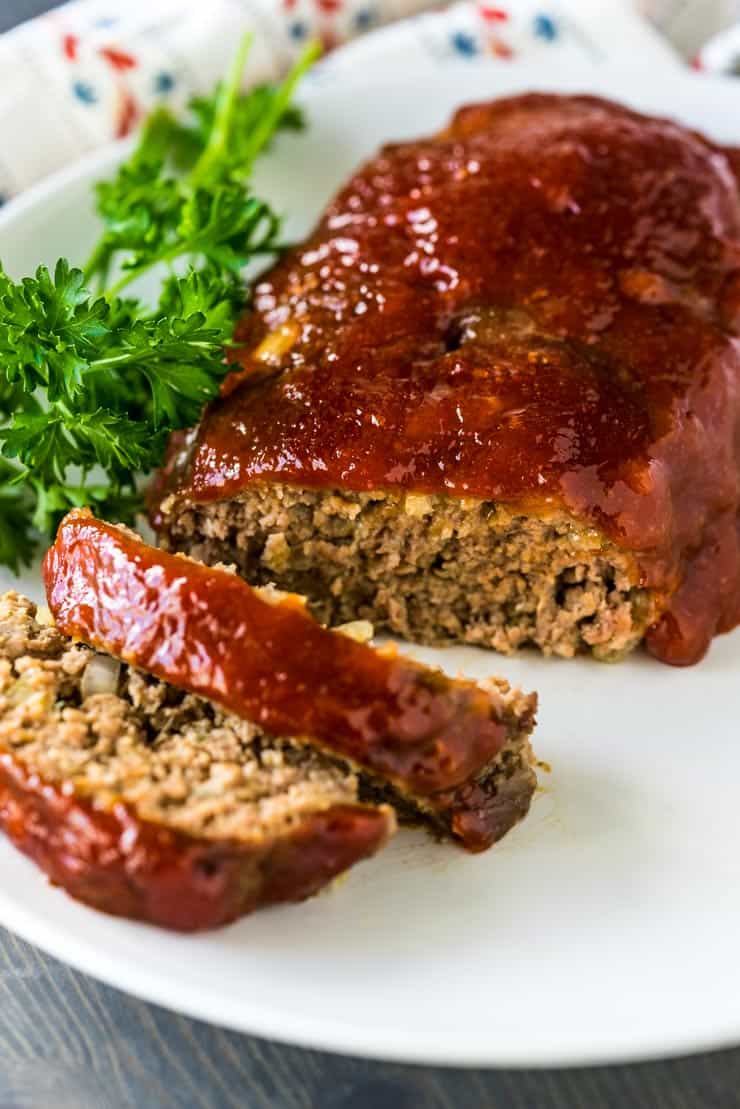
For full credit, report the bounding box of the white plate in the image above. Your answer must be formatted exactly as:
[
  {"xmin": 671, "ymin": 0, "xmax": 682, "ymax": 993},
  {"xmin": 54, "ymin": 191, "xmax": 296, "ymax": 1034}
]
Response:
[{"xmin": 1, "ymin": 56, "xmax": 740, "ymax": 1069}]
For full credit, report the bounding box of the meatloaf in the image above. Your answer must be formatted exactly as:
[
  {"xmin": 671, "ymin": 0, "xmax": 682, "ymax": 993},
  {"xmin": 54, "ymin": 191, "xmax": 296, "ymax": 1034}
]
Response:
[
  {"xmin": 43, "ymin": 511, "xmax": 537, "ymax": 854},
  {"xmin": 0, "ymin": 592, "xmax": 393, "ymax": 930},
  {"xmin": 154, "ymin": 94, "xmax": 740, "ymax": 666}
]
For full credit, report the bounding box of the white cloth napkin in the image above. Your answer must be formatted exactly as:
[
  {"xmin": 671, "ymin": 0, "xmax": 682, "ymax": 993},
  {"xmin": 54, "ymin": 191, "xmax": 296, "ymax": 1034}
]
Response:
[
  {"xmin": 641, "ymin": 0, "xmax": 739, "ymax": 59},
  {"xmin": 0, "ymin": 0, "xmax": 737, "ymax": 204}
]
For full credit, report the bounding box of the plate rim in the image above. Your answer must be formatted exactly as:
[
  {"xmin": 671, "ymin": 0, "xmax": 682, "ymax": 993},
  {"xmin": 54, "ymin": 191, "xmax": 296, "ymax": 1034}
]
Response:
[{"xmin": 2, "ymin": 848, "xmax": 740, "ymax": 1070}]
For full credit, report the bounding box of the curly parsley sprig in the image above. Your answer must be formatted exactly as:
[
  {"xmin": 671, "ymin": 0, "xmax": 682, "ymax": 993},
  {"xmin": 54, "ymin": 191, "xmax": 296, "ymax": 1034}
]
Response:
[{"xmin": 0, "ymin": 35, "xmax": 318, "ymax": 571}]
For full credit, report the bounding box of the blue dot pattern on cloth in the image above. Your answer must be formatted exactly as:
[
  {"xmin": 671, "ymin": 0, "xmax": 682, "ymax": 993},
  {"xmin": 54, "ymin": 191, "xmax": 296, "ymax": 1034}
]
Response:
[
  {"xmin": 533, "ymin": 13, "xmax": 558, "ymax": 41},
  {"xmin": 354, "ymin": 9, "xmax": 377, "ymax": 30},
  {"xmin": 155, "ymin": 72, "xmax": 176, "ymax": 94},
  {"xmin": 73, "ymin": 80, "xmax": 98, "ymax": 104},
  {"xmin": 451, "ymin": 31, "xmax": 478, "ymax": 56},
  {"xmin": 290, "ymin": 21, "xmax": 308, "ymax": 40}
]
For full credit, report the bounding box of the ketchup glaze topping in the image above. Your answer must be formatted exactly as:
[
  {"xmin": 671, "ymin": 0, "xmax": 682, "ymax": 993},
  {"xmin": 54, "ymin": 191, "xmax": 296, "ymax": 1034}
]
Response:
[{"xmin": 159, "ymin": 95, "xmax": 740, "ymax": 664}]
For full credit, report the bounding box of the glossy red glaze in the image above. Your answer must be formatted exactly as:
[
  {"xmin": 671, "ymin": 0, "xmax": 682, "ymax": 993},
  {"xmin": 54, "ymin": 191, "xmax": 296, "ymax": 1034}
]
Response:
[
  {"xmin": 0, "ymin": 751, "xmax": 391, "ymax": 931},
  {"xmin": 159, "ymin": 95, "xmax": 740, "ymax": 665},
  {"xmin": 44, "ymin": 514, "xmax": 520, "ymax": 813}
]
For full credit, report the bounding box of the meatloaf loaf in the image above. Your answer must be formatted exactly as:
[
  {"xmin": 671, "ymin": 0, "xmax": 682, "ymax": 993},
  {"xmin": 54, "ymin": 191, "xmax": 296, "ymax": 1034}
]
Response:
[
  {"xmin": 154, "ymin": 94, "xmax": 740, "ymax": 666},
  {"xmin": 0, "ymin": 592, "xmax": 393, "ymax": 931},
  {"xmin": 43, "ymin": 511, "xmax": 537, "ymax": 855}
]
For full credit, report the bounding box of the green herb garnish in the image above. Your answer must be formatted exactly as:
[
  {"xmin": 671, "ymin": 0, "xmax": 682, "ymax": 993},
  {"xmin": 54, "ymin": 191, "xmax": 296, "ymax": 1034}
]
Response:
[{"xmin": 0, "ymin": 35, "xmax": 318, "ymax": 571}]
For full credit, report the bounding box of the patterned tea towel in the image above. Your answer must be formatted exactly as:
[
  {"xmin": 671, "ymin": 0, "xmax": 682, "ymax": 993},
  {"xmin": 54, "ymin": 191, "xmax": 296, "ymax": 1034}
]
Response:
[{"xmin": 0, "ymin": 0, "xmax": 737, "ymax": 204}]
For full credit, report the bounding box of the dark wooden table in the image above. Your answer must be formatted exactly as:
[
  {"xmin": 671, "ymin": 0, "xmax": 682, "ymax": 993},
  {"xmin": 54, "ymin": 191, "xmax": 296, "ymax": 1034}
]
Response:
[{"xmin": 2, "ymin": 2, "xmax": 739, "ymax": 1105}]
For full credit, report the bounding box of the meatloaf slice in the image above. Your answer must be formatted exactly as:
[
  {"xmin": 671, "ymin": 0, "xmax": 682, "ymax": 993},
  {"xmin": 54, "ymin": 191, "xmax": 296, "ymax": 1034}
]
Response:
[
  {"xmin": 44, "ymin": 511, "xmax": 538, "ymax": 852},
  {"xmin": 0, "ymin": 592, "xmax": 393, "ymax": 931},
  {"xmin": 154, "ymin": 94, "xmax": 740, "ymax": 666}
]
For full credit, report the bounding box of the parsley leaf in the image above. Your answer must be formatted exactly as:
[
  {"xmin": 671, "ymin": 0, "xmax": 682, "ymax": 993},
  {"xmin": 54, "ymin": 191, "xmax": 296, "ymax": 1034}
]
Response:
[
  {"xmin": 0, "ymin": 460, "xmax": 35, "ymax": 573},
  {"xmin": 0, "ymin": 36, "xmax": 317, "ymax": 572}
]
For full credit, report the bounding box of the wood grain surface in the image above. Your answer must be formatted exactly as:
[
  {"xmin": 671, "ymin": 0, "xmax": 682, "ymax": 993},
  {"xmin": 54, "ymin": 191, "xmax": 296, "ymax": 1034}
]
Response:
[
  {"xmin": 2, "ymin": 927, "xmax": 740, "ymax": 1109},
  {"xmin": 1, "ymin": 2, "xmax": 739, "ymax": 1106}
]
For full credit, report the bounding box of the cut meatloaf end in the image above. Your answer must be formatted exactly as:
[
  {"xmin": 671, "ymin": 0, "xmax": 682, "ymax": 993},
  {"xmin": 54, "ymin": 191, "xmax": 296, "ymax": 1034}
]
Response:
[
  {"xmin": 153, "ymin": 93, "xmax": 740, "ymax": 666},
  {"xmin": 0, "ymin": 592, "xmax": 393, "ymax": 931},
  {"xmin": 43, "ymin": 510, "xmax": 538, "ymax": 854},
  {"xmin": 158, "ymin": 485, "xmax": 651, "ymax": 662}
]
